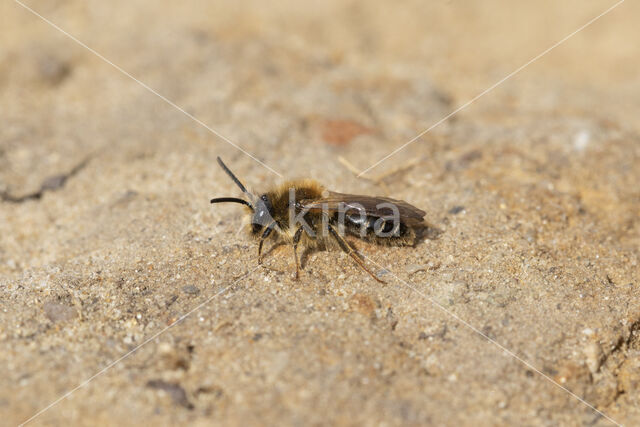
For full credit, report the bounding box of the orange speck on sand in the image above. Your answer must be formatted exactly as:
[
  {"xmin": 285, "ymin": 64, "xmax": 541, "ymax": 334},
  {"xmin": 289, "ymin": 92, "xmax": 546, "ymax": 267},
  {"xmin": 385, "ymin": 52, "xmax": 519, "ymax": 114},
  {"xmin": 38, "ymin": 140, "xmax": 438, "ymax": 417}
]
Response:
[{"xmin": 321, "ymin": 119, "xmax": 372, "ymax": 146}]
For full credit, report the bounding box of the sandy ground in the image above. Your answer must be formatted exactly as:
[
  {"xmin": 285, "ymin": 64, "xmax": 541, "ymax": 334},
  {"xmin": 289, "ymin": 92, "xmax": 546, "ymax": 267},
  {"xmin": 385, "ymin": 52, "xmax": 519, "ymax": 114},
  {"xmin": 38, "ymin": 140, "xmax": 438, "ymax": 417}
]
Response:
[{"xmin": 1, "ymin": 1, "xmax": 639, "ymax": 425}]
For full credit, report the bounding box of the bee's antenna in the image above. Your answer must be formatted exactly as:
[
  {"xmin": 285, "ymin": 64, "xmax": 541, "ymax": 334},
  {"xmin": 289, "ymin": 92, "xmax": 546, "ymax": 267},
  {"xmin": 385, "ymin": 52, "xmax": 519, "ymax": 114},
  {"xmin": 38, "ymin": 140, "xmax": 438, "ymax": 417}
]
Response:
[
  {"xmin": 217, "ymin": 157, "xmax": 251, "ymax": 197},
  {"xmin": 212, "ymin": 157, "xmax": 255, "ymax": 210},
  {"xmin": 210, "ymin": 197, "xmax": 253, "ymax": 209}
]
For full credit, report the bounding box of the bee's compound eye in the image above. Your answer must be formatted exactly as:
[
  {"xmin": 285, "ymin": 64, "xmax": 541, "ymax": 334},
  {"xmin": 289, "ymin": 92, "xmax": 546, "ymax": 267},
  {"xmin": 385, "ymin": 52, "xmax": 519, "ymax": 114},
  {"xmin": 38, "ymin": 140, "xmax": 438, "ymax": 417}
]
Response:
[{"xmin": 257, "ymin": 194, "xmax": 274, "ymax": 219}]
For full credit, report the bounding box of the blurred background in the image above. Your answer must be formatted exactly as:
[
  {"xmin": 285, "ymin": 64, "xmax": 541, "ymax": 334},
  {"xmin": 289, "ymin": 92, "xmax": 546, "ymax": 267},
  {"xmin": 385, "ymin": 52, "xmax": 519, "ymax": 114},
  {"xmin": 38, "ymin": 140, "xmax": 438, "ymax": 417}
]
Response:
[{"xmin": 1, "ymin": 1, "xmax": 639, "ymax": 425}]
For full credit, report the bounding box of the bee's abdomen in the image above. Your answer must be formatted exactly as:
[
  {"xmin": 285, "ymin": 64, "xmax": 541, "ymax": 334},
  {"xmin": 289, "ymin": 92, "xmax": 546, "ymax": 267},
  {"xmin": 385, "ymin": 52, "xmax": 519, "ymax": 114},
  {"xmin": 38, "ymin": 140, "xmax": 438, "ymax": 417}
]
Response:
[{"xmin": 335, "ymin": 213, "xmax": 415, "ymax": 246}]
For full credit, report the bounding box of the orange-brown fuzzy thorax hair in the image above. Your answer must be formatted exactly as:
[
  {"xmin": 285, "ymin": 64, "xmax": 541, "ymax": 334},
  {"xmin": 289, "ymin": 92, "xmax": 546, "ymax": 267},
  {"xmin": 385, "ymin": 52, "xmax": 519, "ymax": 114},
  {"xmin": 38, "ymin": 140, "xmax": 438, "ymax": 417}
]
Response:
[{"xmin": 265, "ymin": 179, "xmax": 325, "ymax": 225}]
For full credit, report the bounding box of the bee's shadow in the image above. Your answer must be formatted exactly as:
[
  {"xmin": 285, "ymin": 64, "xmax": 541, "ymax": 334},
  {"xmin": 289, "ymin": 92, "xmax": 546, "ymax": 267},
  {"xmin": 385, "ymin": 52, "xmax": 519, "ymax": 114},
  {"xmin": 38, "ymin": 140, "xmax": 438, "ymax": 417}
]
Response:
[
  {"xmin": 299, "ymin": 245, "xmax": 326, "ymax": 269},
  {"xmin": 414, "ymin": 223, "xmax": 443, "ymax": 246},
  {"xmin": 261, "ymin": 223, "xmax": 442, "ymax": 271},
  {"xmin": 262, "ymin": 241, "xmax": 286, "ymax": 260},
  {"xmin": 261, "ymin": 241, "xmax": 320, "ymax": 270}
]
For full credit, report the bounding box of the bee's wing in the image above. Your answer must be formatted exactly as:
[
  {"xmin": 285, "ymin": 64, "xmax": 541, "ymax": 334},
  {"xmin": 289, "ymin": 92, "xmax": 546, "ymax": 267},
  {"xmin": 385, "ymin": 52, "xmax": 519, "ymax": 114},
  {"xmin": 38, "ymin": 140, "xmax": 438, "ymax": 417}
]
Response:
[{"xmin": 300, "ymin": 191, "xmax": 426, "ymax": 221}]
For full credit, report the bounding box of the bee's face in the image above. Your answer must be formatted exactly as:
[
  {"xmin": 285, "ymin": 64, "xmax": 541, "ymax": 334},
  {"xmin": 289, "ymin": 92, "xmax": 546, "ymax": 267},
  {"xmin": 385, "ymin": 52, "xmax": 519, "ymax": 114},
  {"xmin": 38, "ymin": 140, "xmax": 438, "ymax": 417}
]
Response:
[{"xmin": 251, "ymin": 194, "xmax": 275, "ymax": 235}]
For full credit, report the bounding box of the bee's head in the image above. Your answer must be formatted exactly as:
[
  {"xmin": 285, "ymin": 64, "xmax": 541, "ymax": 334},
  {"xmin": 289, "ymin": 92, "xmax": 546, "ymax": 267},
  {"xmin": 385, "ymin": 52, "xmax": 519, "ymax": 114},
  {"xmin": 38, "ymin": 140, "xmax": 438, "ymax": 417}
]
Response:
[
  {"xmin": 250, "ymin": 194, "xmax": 275, "ymax": 235},
  {"xmin": 210, "ymin": 157, "xmax": 276, "ymax": 235}
]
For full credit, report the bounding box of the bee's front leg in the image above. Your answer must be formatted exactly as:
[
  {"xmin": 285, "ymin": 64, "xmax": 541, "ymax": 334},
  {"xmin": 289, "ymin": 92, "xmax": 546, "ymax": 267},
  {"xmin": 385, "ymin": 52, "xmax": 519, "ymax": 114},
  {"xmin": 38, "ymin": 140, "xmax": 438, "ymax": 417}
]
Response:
[
  {"xmin": 292, "ymin": 227, "xmax": 304, "ymax": 280},
  {"xmin": 257, "ymin": 224, "xmax": 274, "ymax": 265}
]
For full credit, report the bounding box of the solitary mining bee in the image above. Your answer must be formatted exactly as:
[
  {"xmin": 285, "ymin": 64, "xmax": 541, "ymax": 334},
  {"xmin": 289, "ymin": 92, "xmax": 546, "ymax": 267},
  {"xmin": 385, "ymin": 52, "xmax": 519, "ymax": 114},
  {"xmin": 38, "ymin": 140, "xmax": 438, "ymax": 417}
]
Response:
[{"xmin": 210, "ymin": 157, "xmax": 428, "ymax": 283}]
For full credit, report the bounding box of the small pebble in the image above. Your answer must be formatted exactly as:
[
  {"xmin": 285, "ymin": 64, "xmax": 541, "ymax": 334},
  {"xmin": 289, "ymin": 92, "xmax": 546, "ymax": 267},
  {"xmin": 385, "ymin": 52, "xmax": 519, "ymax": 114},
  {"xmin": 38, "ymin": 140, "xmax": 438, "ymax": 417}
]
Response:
[
  {"xmin": 405, "ymin": 264, "xmax": 428, "ymax": 275},
  {"xmin": 376, "ymin": 269, "xmax": 390, "ymax": 277},
  {"xmin": 182, "ymin": 285, "xmax": 200, "ymax": 295},
  {"xmin": 43, "ymin": 301, "xmax": 77, "ymax": 323},
  {"xmin": 448, "ymin": 206, "xmax": 465, "ymax": 215},
  {"xmin": 584, "ymin": 341, "xmax": 603, "ymax": 374}
]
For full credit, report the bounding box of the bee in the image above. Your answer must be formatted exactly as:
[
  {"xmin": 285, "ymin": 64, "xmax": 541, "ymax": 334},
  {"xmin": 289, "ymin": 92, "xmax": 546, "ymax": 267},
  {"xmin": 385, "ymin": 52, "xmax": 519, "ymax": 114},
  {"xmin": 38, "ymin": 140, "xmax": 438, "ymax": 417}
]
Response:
[{"xmin": 210, "ymin": 157, "xmax": 428, "ymax": 283}]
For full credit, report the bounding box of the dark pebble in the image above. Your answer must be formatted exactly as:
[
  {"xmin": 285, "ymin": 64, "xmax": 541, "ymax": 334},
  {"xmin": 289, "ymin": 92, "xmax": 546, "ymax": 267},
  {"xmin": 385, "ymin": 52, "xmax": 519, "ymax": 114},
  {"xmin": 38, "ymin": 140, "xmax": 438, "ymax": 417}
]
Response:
[{"xmin": 448, "ymin": 206, "xmax": 465, "ymax": 215}]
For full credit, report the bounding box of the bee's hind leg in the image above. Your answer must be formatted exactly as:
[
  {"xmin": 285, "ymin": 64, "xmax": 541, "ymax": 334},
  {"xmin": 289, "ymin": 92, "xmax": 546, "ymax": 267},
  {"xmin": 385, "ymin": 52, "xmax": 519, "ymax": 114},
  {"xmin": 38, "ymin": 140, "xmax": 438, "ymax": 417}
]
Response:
[
  {"xmin": 292, "ymin": 227, "xmax": 304, "ymax": 280},
  {"xmin": 327, "ymin": 224, "xmax": 385, "ymax": 284}
]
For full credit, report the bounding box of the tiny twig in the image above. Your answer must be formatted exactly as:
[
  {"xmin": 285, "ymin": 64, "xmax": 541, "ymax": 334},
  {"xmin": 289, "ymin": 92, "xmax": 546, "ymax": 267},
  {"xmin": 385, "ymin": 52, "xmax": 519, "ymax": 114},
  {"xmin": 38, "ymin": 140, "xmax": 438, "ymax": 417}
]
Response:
[
  {"xmin": 1, "ymin": 156, "xmax": 91, "ymax": 203},
  {"xmin": 338, "ymin": 155, "xmax": 419, "ymax": 195}
]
